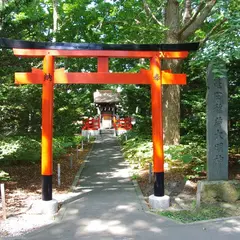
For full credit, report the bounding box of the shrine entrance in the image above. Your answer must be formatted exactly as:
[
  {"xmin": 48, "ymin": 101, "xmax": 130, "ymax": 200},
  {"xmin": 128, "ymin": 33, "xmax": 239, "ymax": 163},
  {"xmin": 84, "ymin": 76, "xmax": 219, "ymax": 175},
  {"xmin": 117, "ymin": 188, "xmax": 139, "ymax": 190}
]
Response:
[{"xmin": 0, "ymin": 38, "xmax": 198, "ymax": 203}]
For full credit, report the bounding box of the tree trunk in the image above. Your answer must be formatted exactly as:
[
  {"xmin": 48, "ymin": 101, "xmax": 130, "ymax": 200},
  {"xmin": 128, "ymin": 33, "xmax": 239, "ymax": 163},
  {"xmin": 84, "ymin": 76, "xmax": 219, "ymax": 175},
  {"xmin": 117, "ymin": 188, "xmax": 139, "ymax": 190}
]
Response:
[
  {"xmin": 52, "ymin": 0, "xmax": 58, "ymax": 42},
  {"xmin": 163, "ymin": 0, "xmax": 182, "ymax": 145},
  {"xmin": 142, "ymin": 0, "xmax": 217, "ymax": 144},
  {"xmin": 162, "ymin": 61, "xmax": 182, "ymax": 145}
]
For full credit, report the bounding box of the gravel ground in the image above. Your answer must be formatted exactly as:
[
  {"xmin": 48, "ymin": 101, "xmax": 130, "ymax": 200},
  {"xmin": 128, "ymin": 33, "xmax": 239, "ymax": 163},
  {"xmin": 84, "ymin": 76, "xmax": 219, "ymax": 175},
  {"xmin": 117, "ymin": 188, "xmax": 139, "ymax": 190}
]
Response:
[{"xmin": 0, "ymin": 191, "xmax": 82, "ymax": 238}]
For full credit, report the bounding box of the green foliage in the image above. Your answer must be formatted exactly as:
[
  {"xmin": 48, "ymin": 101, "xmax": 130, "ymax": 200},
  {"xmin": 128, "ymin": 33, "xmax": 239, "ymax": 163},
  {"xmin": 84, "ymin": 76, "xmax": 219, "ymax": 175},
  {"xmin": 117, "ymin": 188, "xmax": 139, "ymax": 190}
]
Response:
[
  {"xmin": 121, "ymin": 134, "xmax": 206, "ymax": 179},
  {"xmin": 0, "ymin": 135, "xmax": 85, "ymax": 165},
  {"xmin": 131, "ymin": 173, "xmax": 140, "ymax": 180},
  {"xmin": 0, "ymin": 136, "xmax": 41, "ymax": 164},
  {"xmin": 0, "ymin": 170, "xmax": 10, "ymax": 181},
  {"xmin": 159, "ymin": 204, "xmax": 231, "ymax": 223},
  {"xmin": 164, "ymin": 144, "xmax": 206, "ymax": 179}
]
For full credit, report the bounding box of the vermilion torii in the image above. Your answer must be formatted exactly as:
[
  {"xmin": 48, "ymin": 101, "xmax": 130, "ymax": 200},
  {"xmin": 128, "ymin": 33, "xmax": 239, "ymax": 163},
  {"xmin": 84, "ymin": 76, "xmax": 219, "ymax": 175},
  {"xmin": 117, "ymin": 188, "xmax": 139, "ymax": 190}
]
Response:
[{"xmin": 0, "ymin": 38, "xmax": 198, "ymax": 201}]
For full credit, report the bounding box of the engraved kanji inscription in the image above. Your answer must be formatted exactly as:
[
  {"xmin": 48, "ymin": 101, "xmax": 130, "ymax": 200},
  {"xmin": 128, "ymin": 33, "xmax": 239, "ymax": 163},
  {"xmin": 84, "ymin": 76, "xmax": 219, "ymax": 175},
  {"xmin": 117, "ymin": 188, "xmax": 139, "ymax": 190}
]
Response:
[
  {"xmin": 214, "ymin": 154, "xmax": 224, "ymax": 163},
  {"xmin": 214, "ymin": 103, "xmax": 223, "ymax": 113},
  {"xmin": 215, "ymin": 128, "xmax": 224, "ymax": 140},
  {"xmin": 44, "ymin": 73, "xmax": 52, "ymax": 81},
  {"xmin": 214, "ymin": 143, "xmax": 223, "ymax": 152},
  {"xmin": 214, "ymin": 117, "xmax": 223, "ymax": 126},
  {"xmin": 214, "ymin": 78, "xmax": 222, "ymax": 89},
  {"xmin": 153, "ymin": 73, "xmax": 160, "ymax": 81},
  {"xmin": 214, "ymin": 92, "xmax": 223, "ymax": 100}
]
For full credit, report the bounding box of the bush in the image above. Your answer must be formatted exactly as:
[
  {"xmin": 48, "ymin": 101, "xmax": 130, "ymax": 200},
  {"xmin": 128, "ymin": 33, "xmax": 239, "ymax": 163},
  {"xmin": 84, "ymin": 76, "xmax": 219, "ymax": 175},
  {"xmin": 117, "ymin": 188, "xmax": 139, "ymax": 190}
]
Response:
[
  {"xmin": 0, "ymin": 135, "xmax": 86, "ymax": 165},
  {"xmin": 121, "ymin": 135, "xmax": 206, "ymax": 179},
  {"xmin": 0, "ymin": 136, "xmax": 41, "ymax": 164},
  {"xmin": 164, "ymin": 143, "xmax": 206, "ymax": 179}
]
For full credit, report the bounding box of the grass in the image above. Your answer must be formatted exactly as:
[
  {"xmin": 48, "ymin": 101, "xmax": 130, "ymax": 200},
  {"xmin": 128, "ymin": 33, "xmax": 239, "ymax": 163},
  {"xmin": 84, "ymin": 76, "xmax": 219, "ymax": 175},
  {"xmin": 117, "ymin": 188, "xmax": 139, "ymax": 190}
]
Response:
[
  {"xmin": 158, "ymin": 203, "xmax": 239, "ymax": 223},
  {"xmin": 131, "ymin": 173, "xmax": 140, "ymax": 180}
]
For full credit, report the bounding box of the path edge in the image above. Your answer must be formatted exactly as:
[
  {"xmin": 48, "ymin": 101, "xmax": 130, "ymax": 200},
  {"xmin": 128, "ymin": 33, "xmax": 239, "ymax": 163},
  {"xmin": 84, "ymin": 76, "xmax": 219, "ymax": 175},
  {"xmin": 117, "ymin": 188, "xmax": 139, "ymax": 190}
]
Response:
[{"xmin": 55, "ymin": 141, "xmax": 95, "ymax": 222}]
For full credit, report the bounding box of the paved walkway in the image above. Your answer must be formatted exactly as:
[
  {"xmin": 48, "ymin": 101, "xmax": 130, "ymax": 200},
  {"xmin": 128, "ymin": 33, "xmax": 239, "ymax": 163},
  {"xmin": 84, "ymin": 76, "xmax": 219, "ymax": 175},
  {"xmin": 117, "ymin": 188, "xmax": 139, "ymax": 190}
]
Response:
[{"xmin": 18, "ymin": 134, "xmax": 240, "ymax": 239}]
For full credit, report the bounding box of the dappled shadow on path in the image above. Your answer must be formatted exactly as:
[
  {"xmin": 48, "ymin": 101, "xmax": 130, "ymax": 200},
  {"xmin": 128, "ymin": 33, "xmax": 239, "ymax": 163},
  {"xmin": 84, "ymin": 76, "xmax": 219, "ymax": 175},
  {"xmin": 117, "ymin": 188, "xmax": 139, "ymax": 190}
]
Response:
[{"xmin": 23, "ymin": 135, "xmax": 240, "ymax": 240}]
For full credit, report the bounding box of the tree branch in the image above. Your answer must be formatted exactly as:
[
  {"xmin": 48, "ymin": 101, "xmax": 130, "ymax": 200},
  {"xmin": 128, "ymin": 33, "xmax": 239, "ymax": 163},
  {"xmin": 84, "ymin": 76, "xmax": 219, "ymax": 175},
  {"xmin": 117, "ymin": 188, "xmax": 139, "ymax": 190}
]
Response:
[
  {"xmin": 142, "ymin": 0, "xmax": 164, "ymax": 27},
  {"xmin": 180, "ymin": 0, "xmax": 217, "ymax": 40},
  {"xmin": 182, "ymin": 0, "xmax": 192, "ymax": 25},
  {"xmin": 178, "ymin": 1, "xmax": 205, "ymax": 36},
  {"xmin": 200, "ymin": 18, "xmax": 227, "ymax": 47}
]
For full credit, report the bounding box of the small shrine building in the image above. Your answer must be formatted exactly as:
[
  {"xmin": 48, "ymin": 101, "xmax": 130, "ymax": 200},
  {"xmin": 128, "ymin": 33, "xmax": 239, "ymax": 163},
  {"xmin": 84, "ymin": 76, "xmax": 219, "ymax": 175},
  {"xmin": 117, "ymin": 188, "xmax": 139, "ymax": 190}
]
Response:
[{"xmin": 82, "ymin": 90, "xmax": 132, "ymax": 136}]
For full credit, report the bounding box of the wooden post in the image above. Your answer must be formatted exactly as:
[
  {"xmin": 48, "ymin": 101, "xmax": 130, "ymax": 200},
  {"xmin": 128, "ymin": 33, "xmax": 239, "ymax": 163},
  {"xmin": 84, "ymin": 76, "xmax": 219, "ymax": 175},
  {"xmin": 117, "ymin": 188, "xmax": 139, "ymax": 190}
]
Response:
[
  {"xmin": 76, "ymin": 145, "xmax": 79, "ymax": 160},
  {"xmin": 1, "ymin": 183, "xmax": 7, "ymax": 220},
  {"xmin": 41, "ymin": 55, "xmax": 54, "ymax": 201},
  {"xmin": 149, "ymin": 162, "xmax": 152, "ymax": 184},
  {"xmin": 150, "ymin": 56, "xmax": 164, "ymax": 197},
  {"xmin": 69, "ymin": 155, "xmax": 73, "ymax": 169},
  {"xmin": 58, "ymin": 163, "xmax": 61, "ymax": 186}
]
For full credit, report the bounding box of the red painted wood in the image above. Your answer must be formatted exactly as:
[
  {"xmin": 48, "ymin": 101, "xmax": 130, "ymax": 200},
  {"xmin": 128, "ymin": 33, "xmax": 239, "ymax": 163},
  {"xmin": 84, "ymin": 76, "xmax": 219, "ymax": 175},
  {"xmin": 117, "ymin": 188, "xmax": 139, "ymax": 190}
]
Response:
[
  {"xmin": 13, "ymin": 48, "xmax": 189, "ymax": 59},
  {"xmin": 98, "ymin": 57, "xmax": 109, "ymax": 72},
  {"xmin": 15, "ymin": 70, "xmax": 186, "ymax": 85},
  {"xmin": 54, "ymin": 72, "xmax": 149, "ymax": 84},
  {"xmin": 41, "ymin": 55, "xmax": 54, "ymax": 176},
  {"xmin": 150, "ymin": 56, "xmax": 164, "ymax": 173},
  {"xmin": 82, "ymin": 118, "xmax": 100, "ymax": 130},
  {"xmin": 15, "ymin": 72, "xmax": 43, "ymax": 84}
]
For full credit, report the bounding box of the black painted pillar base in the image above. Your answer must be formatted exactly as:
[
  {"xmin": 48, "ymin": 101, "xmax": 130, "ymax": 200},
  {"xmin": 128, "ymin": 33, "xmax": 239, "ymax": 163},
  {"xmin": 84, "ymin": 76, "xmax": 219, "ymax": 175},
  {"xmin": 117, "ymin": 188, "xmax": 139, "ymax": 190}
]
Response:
[
  {"xmin": 154, "ymin": 172, "xmax": 164, "ymax": 197},
  {"xmin": 42, "ymin": 175, "xmax": 52, "ymax": 201}
]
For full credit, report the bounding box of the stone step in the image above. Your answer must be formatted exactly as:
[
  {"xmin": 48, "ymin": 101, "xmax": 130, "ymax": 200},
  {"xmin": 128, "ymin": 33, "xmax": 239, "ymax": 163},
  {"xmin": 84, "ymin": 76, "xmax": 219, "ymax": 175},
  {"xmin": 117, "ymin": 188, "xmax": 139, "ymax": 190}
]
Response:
[{"xmin": 100, "ymin": 129, "xmax": 115, "ymax": 135}]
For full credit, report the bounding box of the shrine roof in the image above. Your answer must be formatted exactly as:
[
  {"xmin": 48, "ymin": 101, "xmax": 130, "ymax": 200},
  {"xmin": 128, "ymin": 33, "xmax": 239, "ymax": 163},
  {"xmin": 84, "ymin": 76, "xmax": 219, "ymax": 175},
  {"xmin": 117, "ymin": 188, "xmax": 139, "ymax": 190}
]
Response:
[
  {"xmin": 94, "ymin": 90, "xmax": 120, "ymax": 103},
  {"xmin": 0, "ymin": 38, "xmax": 199, "ymax": 51}
]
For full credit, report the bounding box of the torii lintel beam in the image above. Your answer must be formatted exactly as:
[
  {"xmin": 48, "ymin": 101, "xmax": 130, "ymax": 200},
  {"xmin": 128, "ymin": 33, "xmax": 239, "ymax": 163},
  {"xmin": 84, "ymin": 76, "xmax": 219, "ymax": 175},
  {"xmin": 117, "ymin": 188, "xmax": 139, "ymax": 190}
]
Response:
[
  {"xmin": 15, "ymin": 69, "xmax": 186, "ymax": 85},
  {"xmin": 0, "ymin": 38, "xmax": 199, "ymax": 59},
  {"xmin": 13, "ymin": 49, "xmax": 189, "ymax": 59},
  {"xmin": 0, "ymin": 38, "xmax": 199, "ymax": 52}
]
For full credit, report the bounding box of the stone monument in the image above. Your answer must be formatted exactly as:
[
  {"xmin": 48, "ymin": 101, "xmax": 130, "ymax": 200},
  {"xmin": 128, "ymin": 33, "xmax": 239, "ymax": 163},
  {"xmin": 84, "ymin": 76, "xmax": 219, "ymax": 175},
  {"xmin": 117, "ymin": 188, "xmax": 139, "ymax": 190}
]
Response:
[
  {"xmin": 206, "ymin": 59, "xmax": 228, "ymax": 180},
  {"xmin": 196, "ymin": 59, "xmax": 240, "ymax": 207}
]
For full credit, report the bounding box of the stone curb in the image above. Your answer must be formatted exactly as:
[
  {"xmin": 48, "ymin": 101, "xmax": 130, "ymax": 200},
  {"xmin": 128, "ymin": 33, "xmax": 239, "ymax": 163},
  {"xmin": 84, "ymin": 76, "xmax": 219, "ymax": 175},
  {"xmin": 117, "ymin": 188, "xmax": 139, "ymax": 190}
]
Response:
[
  {"xmin": 55, "ymin": 141, "xmax": 95, "ymax": 222},
  {"xmin": 70, "ymin": 161, "xmax": 86, "ymax": 192},
  {"xmin": 115, "ymin": 138, "xmax": 150, "ymax": 212},
  {"xmin": 132, "ymin": 177, "xmax": 180, "ymax": 225},
  {"xmin": 132, "ymin": 179, "xmax": 149, "ymax": 212},
  {"xmin": 184, "ymin": 215, "xmax": 240, "ymax": 226},
  {"xmin": 71, "ymin": 141, "xmax": 95, "ymax": 192}
]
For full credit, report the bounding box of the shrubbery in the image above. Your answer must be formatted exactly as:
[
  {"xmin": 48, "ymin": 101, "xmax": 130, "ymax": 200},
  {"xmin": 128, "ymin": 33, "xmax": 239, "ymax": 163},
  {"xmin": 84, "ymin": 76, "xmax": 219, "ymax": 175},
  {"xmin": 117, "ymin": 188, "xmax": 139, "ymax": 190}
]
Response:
[
  {"xmin": 120, "ymin": 132, "xmax": 206, "ymax": 179},
  {"xmin": 0, "ymin": 135, "xmax": 86, "ymax": 165}
]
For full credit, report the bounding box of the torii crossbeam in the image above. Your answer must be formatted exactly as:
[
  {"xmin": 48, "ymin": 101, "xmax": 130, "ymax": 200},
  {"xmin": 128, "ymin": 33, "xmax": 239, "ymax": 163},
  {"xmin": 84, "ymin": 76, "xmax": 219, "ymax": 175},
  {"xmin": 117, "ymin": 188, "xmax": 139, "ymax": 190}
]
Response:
[{"xmin": 0, "ymin": 38, "xmax": 199, "ymax": 203}]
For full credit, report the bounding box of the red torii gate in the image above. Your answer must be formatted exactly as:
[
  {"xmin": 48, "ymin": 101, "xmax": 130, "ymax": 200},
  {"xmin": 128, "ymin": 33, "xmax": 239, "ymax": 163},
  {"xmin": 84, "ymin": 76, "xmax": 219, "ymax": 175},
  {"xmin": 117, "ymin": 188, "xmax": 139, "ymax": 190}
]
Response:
[{"xmin": 0, "ymin": 38, "xmax": 198, "ymax": 201}]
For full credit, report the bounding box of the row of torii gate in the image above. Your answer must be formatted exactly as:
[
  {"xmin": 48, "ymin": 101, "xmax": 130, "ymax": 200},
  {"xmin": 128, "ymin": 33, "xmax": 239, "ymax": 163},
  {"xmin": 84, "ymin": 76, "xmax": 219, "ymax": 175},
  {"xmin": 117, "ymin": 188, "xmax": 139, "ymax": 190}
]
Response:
[{"xmin": 0, "ymin": 38, "xmax": 198, "ymax": 205}]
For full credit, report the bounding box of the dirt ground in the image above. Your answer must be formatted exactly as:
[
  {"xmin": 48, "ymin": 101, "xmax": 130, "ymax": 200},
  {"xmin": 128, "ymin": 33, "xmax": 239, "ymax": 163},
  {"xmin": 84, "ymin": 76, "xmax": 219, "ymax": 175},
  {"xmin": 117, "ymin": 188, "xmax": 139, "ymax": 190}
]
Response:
[
  {"xmin": 137, "ymin": 157, "xmax": 240, "ymax": 210},
  {"xmin": 0, "ymin": 143, "xmax": 92, "ymax": 221}
]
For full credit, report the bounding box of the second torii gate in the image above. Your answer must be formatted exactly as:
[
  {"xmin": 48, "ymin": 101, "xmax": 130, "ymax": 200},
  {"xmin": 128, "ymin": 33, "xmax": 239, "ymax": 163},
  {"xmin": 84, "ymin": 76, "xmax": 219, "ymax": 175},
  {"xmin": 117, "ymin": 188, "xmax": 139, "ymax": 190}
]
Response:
[{"xmin": 0, "ymin": 38, "xmax": 198, "ymax": 203}]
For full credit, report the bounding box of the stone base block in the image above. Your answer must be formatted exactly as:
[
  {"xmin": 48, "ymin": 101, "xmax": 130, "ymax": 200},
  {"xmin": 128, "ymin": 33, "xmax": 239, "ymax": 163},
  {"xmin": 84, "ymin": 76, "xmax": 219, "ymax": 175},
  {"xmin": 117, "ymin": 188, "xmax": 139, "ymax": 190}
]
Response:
[
  {"xmin": 29, "ymin": 199, "xmax": 58, "ymax": 215},
  {"xmin": 82, "ymin": 130, "xmax": 100, "ymax": 137},
  {"xmin": 149, "ymin": 195, "xmax": 170, "ymax": 210},
  {"xmin": 196, "ymin": 180, "xmax": 240, "ymax": 207}
]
